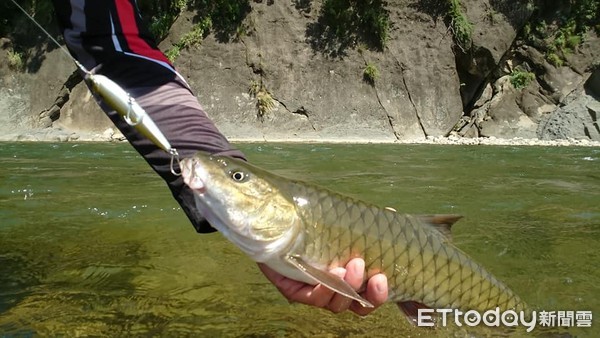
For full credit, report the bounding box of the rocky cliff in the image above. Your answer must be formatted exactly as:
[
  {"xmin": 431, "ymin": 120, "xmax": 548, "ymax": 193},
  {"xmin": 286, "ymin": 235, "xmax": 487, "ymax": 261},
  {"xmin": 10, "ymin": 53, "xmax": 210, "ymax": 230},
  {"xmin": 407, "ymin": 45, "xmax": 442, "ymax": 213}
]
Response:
[{"xmin": 0, "ymin": 0, "xmax": 598, "ymax": 142}]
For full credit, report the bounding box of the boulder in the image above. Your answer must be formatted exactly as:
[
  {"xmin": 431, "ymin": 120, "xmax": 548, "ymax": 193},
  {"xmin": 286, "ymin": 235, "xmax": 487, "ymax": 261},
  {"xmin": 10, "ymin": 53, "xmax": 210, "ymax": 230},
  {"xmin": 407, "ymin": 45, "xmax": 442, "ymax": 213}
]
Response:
[
  {"xmin": 478, "ymin": 76, "xmax": 537, "ymax": 139},
  {"xmin": 538, "ymin": 92, "xmax": 600, "ymax": 141},
  {"xmin": 586, "ymin": 67, "xmax": 600, "ymax": 98}
]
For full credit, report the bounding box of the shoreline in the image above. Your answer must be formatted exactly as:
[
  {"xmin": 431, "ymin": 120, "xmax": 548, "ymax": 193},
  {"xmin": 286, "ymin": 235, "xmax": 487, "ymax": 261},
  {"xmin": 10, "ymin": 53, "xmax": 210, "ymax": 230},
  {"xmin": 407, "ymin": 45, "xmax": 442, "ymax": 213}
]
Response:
[
  {"xmin": 228, "ymin": 135, "xmax": 600, "ymax": 147},
  {"xmin": 1, "ymin": 127, "xmax": 600, "ymax": 147}
]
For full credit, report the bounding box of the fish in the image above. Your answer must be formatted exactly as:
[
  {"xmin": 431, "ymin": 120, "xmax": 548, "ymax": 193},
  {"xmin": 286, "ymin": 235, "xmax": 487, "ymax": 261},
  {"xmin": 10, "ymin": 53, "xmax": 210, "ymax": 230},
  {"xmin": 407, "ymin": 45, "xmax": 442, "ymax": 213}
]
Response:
[{"xmin": 179, "ymin": 152, "xmax": 527, "ymax": 322}]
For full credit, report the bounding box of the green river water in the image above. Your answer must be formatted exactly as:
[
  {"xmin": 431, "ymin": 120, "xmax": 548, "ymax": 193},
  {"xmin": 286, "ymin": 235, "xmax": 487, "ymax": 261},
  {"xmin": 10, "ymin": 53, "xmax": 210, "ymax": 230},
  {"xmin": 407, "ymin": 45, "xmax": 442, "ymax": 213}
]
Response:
[{"xmin": 0, "ymin": 142, "xmax": 599, "ymax": 337}]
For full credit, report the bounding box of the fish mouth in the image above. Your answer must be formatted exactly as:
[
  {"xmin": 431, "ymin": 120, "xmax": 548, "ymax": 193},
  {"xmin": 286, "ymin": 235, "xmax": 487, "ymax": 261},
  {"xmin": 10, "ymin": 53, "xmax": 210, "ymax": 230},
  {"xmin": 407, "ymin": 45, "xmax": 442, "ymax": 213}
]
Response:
[{"xmin": 181, "ymin": 158, "xmax": 207, "ymax": 194}]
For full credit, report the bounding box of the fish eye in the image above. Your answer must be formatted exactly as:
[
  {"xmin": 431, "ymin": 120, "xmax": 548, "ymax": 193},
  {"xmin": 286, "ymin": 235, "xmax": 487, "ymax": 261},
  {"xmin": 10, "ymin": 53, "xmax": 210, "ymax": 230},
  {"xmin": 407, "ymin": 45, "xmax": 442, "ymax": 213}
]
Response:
[{"xmin": 230, "ymin": 170, "xmax": 247, "ymax": 182}]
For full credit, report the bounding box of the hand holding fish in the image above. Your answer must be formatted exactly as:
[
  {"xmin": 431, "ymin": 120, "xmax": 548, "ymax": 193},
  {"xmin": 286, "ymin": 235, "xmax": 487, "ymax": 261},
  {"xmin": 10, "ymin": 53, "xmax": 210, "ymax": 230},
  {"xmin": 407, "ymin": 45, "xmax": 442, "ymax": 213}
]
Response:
[{"xmin": 258, "ymin": 258, "xmax": 388, "ymax": 315}]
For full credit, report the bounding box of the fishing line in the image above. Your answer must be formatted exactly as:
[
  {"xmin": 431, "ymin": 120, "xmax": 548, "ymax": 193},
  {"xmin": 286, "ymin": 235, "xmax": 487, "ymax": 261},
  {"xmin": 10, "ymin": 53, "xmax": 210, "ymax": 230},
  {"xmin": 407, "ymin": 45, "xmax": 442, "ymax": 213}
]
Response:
[
  {"xmin": 8, "ymin": 0, "xmax": 89, "ymax": 73},
  {"xmin": 8, "ymin": 0, "xmax": 182, "ymax": 176}
]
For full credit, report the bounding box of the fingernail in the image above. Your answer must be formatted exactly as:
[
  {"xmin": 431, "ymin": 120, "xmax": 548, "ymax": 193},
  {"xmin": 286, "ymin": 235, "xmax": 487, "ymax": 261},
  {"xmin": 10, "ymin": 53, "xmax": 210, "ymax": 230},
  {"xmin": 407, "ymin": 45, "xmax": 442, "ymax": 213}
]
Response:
[
  {"xmin": 353, "ymin": 259, "xmax": 365, "ymax": 275},
  {"xmin": 375, "ymin": 276, "xmax": 386, "ymax": 294}
]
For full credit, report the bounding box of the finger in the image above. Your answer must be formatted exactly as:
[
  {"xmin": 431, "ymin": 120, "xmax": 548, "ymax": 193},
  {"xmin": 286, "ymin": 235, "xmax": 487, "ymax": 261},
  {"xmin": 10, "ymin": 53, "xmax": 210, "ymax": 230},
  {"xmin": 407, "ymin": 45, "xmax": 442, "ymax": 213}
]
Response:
[
  {"xmin": 258, "ymin": 263, "xmax": 308, "ymax": 301},
  {"xmin": 343, "ymin": 258, "xmax": 366, "ymax": 290},
  {"xmin": 350, "ymin": 273, "xmax": 388, "ymax": 316},
  {"xmin": 326, "ymin": 259, "xmax": 365, "ymax": 313},
  {"xmin": 324, "ymin": 267, "xmax": 350, "ymax": 313},
  {"xmin": 257, "ymin": 263, "xmax": 288, "ymax": 290},
  {"xmin": 306, "ymin": 283, "xmax": 338, "ymax": 308},
  {"xmin": 258, "ymin": 263, "xmax": 337, "ymax": 308}
]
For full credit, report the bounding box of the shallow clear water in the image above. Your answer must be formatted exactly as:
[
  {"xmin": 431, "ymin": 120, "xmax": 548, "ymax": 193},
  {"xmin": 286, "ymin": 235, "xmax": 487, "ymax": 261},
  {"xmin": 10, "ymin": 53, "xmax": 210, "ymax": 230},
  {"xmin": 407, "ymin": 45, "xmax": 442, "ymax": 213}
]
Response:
[{"xmin": 0, "ymin": 142, "xmax": 599, "ymax": 337}]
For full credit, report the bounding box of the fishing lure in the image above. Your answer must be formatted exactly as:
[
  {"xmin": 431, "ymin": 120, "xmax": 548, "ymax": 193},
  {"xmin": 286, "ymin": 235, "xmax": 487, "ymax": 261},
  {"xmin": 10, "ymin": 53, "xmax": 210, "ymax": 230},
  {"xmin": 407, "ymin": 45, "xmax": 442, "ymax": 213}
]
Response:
[
  {"xmin": 84, "ymin": 72, "xmax": 181, "ymax": 173},
  {"xmin": 9, "ymin": 0, "xmax": 181, "ymax": 175}
]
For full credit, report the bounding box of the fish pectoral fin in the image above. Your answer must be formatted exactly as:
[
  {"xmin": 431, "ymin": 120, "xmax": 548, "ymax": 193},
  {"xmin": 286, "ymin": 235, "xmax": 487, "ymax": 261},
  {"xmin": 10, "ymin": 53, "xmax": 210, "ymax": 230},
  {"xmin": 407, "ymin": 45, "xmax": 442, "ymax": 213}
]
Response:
[
  {"xmin": 417, "ymin": 214, "xmax": 463, "ymax": 241},
  {"xmin": 397, "ymin": 301, "xmax": 431, "ymax": 326},
  {"xmin": 285, "ymin": 255, "xmax": 374, "ymax": 308}
]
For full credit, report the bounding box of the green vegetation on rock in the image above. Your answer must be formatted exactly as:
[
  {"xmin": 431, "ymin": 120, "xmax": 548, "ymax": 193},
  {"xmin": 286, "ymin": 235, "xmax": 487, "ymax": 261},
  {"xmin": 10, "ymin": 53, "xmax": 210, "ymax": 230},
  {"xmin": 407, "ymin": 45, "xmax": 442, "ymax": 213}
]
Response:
[
  {"xmin": 363, "ymin": 62, "xmax": 379, "ymax": 85},
  {"xmin": 320, "ymin": 0, "xmax": 390, "ymax": 51},
  {"xmin": 249, "ymin": 80, "xmax": 275, "ymax": 119},
  {"xmin": 447, "ymin": 0, "xmax": 473, "ymax": 51},
  {"xmin": 7, "ymin": 49, "xmax": 24, "ymax": 70},
  {"xmin": 1, "ymin": 0, "xmax": 57, "ymax": 68},
  {"xmin": 147, "ymin": 0, "xmax": 249, "ymax": 61},
  {"xmin": 523, "ymin": 0, "xmax": 599, "ymax": 67},
  {"xmin": 145, "ymin": 0, "xmax": 190, "ymax": 40},
  {"xmin": 546, "ymin": 52, "xmax": 564, "ymax": 67},
  {"xmin": 144, "ymin": 0, "xmax": 250, "ymax": 42},
  {"xmin": 189, "ymin": 0, "xmax": 251, "ymax": 42},
  {"xmin": 509, "ymin": 68, "xmax": 535, "ymax": 90},
  {"xmin": 165, "ymin": 17, "xmax": 212, "ymax": 62},
  {"xmin": 1, "ymin": 0, "xmax": 55, "ymax": 36}
]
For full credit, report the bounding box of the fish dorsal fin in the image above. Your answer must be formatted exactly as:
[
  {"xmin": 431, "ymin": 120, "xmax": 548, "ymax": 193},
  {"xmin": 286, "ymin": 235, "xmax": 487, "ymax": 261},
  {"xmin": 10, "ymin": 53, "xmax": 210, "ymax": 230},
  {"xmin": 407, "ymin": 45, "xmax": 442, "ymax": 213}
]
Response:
[
  {"xmin": 417, "ymin": 214, "xmax": 463, "ymax": 242},
  {"xmin": 285, "ymin": 255, "xmax": 374, "ymax": 308}
]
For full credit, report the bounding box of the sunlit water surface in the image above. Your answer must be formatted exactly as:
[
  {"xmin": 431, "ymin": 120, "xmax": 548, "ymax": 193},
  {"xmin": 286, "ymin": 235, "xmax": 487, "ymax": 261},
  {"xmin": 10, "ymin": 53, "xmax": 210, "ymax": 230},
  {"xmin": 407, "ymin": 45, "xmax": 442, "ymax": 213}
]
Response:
[{"xmin": 1, "ymin": 142, "xmax": 599, "ymax": 337}]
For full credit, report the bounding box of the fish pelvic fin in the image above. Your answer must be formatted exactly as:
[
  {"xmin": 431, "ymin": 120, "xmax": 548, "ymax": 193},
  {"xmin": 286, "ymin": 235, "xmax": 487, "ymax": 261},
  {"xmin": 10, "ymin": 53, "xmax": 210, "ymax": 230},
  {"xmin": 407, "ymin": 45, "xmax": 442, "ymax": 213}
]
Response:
[
  {"xmin": 397, "ymin": 301, "xmax": 432, "ymax": 326},
  {"xmin": 417, "ymin": 214, "xmax": 463, "ymax": 241},
  {"xmin": 285, "ymin": 255, "xmax": 374, "ymax": 308}
]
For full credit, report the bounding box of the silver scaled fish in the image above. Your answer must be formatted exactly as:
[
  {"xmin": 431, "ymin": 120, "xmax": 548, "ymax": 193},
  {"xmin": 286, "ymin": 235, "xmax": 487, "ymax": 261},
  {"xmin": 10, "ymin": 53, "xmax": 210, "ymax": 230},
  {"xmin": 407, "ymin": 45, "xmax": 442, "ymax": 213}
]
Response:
[{"xmin": 180, "ymin": 152, "xmax": 527, "ymax": 321}]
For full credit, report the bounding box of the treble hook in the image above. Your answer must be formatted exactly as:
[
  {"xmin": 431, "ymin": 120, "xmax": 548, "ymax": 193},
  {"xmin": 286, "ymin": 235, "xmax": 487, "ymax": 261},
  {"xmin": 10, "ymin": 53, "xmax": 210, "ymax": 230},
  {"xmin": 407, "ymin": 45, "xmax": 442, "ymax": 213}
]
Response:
[
  {"xmin": 169, "ymin": 148, "xmax": 181, "ymax": 176},
  {"xmin": 124, "ymin": 96, "xmax": 143, "ymax": 126}
]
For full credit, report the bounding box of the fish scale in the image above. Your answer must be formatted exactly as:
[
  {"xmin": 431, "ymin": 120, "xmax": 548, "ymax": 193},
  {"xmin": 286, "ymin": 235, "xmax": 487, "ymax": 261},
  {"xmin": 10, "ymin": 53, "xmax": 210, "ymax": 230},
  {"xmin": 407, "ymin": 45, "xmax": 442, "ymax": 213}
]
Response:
[
  {"xmin": 180, "ymin": 152, "xmax": 527, "ymax": 320},
  {"xmin": 283, "ymin": 180, "xmax": 525, "ymax": 313}
]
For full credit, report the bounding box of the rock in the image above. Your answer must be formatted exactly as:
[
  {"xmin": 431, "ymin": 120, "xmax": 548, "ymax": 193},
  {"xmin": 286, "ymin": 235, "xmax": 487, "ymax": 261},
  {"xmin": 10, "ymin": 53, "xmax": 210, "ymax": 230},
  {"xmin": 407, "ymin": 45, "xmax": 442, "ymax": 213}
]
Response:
[
  {"xmin": 515, "ymin": 45, "xmax": 587, "ymax": 104},
  {"xmin": 540, "ymin": 66, "xmax": 584, "ymax": 103},
  {"xmin": 111, "ymin": 130, "xmax": 126, "ymax": 141},
  {"xmin": 587, "ymin": 100, "xmax": 600, "ymax": 130},
  {"xmin": 457, "ymin": 0, "xmax": 534, "ymax": 104},
  {"xmin": 0, "ymin": 1, "xmax": 598, "ymax": 144},
  {"xmin": 520, "ymin": 88, "xmax": 555, "ymax": 123},
  {"xmin": 102, "ymin": 128, "xmax": 115, "ymax": 139},
  {"xmin": 39, "ymin": 116, "xmax": 53, "ymax": 128},
  {"xmin": 47, "ymin": 105, "xmax": 61, "ymax": 121},
  {"xmin": 538, "ymin": 93, "xmax": 600, "ymax": 141},
  {"xmin": 0, "ymin": 37, "xmax": 11, "ymax": 49},
  {"xmin": 517, "ymin": 45, "xmax": 551, "ymax": 74},
  {"xmin": 56, "ymin": 134, "xmax": 69, "ymax": 142},
  {"xmin": 588, "ymin": 100, "xmax": 600, "ymax": 115},
  {"xmin": 586, "ymin": 68, "xmax": 600, "ymax": 97},
  {"xmin": 478, "ymin": 76, "xmax": 537, "ymax": 139},
  {"xmin": 53, "ymin": 81, "xmax": 113, "ymax": 132},
  {"xmin": 166, "ymin": 0, "xmax": 464, "ymax": 141},
  {"xmin": 16, "ymin": 133, "xmax": 39, "ymax": 142},
  {"xmin": 473, "ymin": 83, "xmax": 493, "ymax": 108},
  {"xmin": 563, "ymin": 33, "xmax": 600, "ymax": 75}
]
